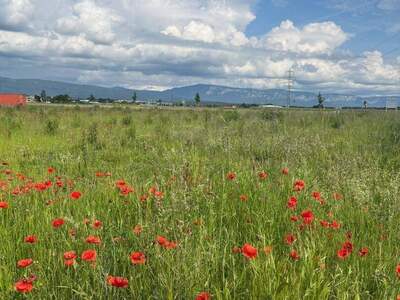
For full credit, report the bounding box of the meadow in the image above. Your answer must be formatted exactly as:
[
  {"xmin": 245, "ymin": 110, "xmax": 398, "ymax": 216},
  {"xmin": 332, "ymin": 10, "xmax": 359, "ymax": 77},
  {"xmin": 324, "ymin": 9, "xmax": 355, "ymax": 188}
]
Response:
[{"xmin": 0, "ymin": 105, "xmax": 400, "ymax": 299}]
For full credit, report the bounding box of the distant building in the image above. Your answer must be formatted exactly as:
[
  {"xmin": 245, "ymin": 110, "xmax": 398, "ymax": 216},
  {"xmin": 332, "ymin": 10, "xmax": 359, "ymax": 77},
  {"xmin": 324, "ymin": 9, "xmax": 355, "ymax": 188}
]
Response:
[{"xmin": 0, "ymin": 93, "xmax": 27, "ymax": 106}]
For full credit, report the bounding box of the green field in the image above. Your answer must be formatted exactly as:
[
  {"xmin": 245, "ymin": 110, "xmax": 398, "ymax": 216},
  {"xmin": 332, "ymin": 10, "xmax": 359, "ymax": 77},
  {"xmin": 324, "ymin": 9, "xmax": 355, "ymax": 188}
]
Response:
[{"xmin": 0, "ymin": 105, "xmax": 400, "ymax": 299}]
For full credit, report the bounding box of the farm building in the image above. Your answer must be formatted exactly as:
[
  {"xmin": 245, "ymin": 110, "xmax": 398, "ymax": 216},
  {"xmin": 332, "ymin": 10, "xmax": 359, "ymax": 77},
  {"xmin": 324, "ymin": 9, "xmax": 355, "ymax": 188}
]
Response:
[{"xmin": 0, "ymin": 94, "xmax": 27, "ymax": 106}]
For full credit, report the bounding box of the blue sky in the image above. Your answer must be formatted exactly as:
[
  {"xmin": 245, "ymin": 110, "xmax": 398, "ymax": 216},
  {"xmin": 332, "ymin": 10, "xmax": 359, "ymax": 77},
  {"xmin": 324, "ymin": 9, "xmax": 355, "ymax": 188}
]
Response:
[{"xmin": 0, "ymin": 0, "xmax": 399, "ymax": 95}]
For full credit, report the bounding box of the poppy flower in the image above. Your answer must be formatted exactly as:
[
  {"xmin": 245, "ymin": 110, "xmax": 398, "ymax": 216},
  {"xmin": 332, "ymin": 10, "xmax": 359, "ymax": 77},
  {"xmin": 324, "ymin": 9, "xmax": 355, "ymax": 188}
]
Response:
[
  {"xmin": 133, "ymin": 225, "xmax": 142, "ymax": 235},
  {"xmin": 48, "ymin": 167, "xmax": 55, "ymax": 174},
  {"xmin": 64, "ymin": 259, "xmax": 76, "ymax": 267},
  {"xmin": 156, "ymin": 236, "xmax": 168, "ymax": 246},
  {"xmin": 17, "ymin": 258, "xmax": 33, "ymax": 268},
  {"xmin": 93, "ymin": 220, "xmax": 102, "ymax": 229},
  {"xmin": 258, "ymin": 171, "xmax": 268, "ymax": 180},
  {"xmin": 0, "ymin": 201, "xmax": 8, "ymax": 208},
  {"xmin": 52, "ymin": 218, "xmax": 65, "ymax": 228},
  {"xmin": 24, "ymin": 235, "xmax": 37, "ymax": 244},
  {"xmin": 14, "ymin": 280, "xmax": 33, "ymax": 293},
  {"xmin": 63, "ymin": 251, "xmax": 77, "ymax": 260},
  {"xmin": 287, "ymin": 196, "xmax": 297, "ymax": 210},
  {"xmin": 70, "ymin": 191, "xmax": 82, "ymax": 200},
  {"xmin": 242, "ymin": 243, "xmax": 258, "ymax": 259},
  {"xmin": 282, "ymin": 167, "xmax": 289, "ymax": 175},
  {"xmin": 290, "ymin": 215, "xmax": 298, "ymax": 222},
  {"xmin": 239, "ymin": 194, "xmax": 248, "ymax": 202},
  {"xmin": 196, "ymin": 292, "xmax": 211, "ymax": 300},
  {"xmin": 337, "ymin": 248, "xmax": 349, "ymax": 260},
  {"xmin": 358, "ymin": 247, "xmax": 369, "ymax": 257},
  {"xmin": 81, "ymin": 249, "xmax": 97, "ymax": 262},
  {"xmin": 226, "ymin": 172, "xmax": 236, "ymax": 181},
  {"xmin": 284, "ymin": 234, "xmax": 296, "ymax": 245},
  {"xmin": 165, "ymin": 241, "xmax": 178, "ymax": 249},
  {"xmin": 139, "ymin": 194, "xmax": 149, "ymax": 202},
  {"xmin": 85, "ymin": 235, "xmax": 101, "ymax": 244},
  {"xmin": 294, "ymin": 180, "xmax": 305, "ymax": 192},
  {"xmin": 130, "ymin": 251, "xmax": 146, "ymax": 265},
  {"xmin": 154, "ymin": 190, "xmax": 164, "ymax": 199},
  {"xmin": 396, "ymin": 264, "xmax": 400, "ymax": 278},
  {"xmin": 107, "ymin": 276, "xmax": 129, "ymax": 288},
  {"xmin": 320, "ymin": 220, "xmax": 329, "ymax": 228},
  {"xmin": 312, "ymin": 191, "xmax": 321, "ymax": 201},
  {"xmin": 290, "ymin": 250, "xmax": 300, "ymax": 260},
  {"xmin": 301, "ymin": 210, "xmax": 314, "ymax": 225},
  {"xmin": 342, "ymin": 241, "xmax": 353, "ymax": 253},
  {"xmin": 330, "ymin": 220, "xmax": 341, "ymax": 230}
]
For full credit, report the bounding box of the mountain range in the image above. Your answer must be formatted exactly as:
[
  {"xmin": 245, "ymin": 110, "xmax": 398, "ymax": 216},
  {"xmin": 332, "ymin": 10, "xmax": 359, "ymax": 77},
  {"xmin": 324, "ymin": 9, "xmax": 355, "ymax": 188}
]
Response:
[{"xmin": 0, "ymin": 76, "xmax": 398, "ymax": 107}]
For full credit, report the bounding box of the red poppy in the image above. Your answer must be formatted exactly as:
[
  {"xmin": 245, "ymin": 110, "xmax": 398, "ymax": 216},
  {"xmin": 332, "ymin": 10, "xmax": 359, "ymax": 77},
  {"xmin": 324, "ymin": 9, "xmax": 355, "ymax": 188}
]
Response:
[
  {"xmin": 320, "ymin": 220, "xmax": 329, "ymax": 228},
  {"xmin": 93, "ymin": 220, "xmax": 102, "ymax": 229},
  {"xmin": 294, "ymin": 180, "xmax": 305, "ymax": 192},
  {"xmin": 226, "ymin": 172, "xmax": 236, "ymax": 181},
  {"xmin": 14, "ymin": 280, "xmax": 33, "ymax": 293},
  {"xmin": 17, "ymin": 258, "xmax": 33, "ymax": 268},
  {"xmin": 156, "ymin": 236, "xmax": 168, "ymax": 246},
  {"xmin": 165, "ymin": 241, "xmax": 178, "ymax": 249},
  {"xmin": 48, "ymin": 167, "xmax": 55, "ymax": 174},
  {"xmin": 284, "ymin": 234, "xmax": 296, "ymax": 245},
  {"xmin": 70, "ymin": 191, "xmax": 82, "ymax": 200},
  {"xmin": 330, "ymin": 220, "xmax": 341, "ymax": 230},
  {"xmin": 301, "ymin": 210, "xmax": 314, "ymax": 224},
  {"xmin": 396, "ymin": 265, "xmax": 400, "ymax": 278},
  {"xmin": 258, "ymin": 171, "xmax": 268, "ymax": 180},
  {"xmin": 287, "ymin": 196, "xmax": 297, "ymax": 210},
  {"xmin": 311, "ymin": 191, "xmax": 321, "ymax": 201},
  {"xmin": 140, "ymin": 194, "xmax": 149, "ymax": 202},
  {"xmin": 282, "ymin": 167, "xmax": 289, "ymax": 175},
  {"xmin": 107, "ymin": 276, "xmax": 129, "ymax": 288},
  {"xmin": 290, "ymin": 250, "xmax": 300, "ymax": 260},
  {"xmin": 358, "ymin": 247, "xmax": 369, "ymax": 257},
  {"xmin": 81, "ymin": 249, "xmax": 97, "ymax": 262},
  {"xmin": 64, "ymin": 251, "xmax": 77, "ymax": 260},
  {"xmin": 64, "ymin": 259, "xmax": 76, "ymax": 267},
  {"xmin": 130, "ymin": 251, "xmax": 146, "ymax": 265},
  {"xmin": 24, "ymin": 235, "xmax": 37, "ymax": 244},
  {"xmin": 0, "ymin": 201, "xmax": 8, "ymax": 208},
  {"xmin": 239, "ymin": 194, "xmax": 248, "ymax": 202},
  {"xmin": 52, "ymin": 218, "xmax": 65, "ymax": 228},
  {"xmin": 337, "ymin": 248, "xmax": 349, "ymax": 260},
  {"xmin": 133, "ymin": 225, "xmax": 142, "ymax": 235},
  {"xmin": 85, "ymin": 235, "xmax": 101, "ymax": 244},
  {"xmin": 290, "ymin": 215, "xmax": 298, "ymax": 222},
  {"xmin": 242, "ymin": 243, "xmax": 258, "ymax": 259},
  {"xmin": 154, "ymin": 190, "xmax": 164, "ymax": 199},
  {"xmin": 196, "ymin": 292, "xmax": 211, "ymax": 300},
  {"xmin": 342, "ymin": 241, "xmax": 353, "ymax": 253}
]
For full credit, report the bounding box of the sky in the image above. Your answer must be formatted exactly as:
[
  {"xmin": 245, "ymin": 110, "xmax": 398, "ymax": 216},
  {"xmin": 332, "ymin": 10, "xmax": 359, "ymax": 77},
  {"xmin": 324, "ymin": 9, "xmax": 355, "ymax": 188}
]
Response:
[{"xmin": 0, "ymin": 0, "xmax": 399, "ymax": 95}]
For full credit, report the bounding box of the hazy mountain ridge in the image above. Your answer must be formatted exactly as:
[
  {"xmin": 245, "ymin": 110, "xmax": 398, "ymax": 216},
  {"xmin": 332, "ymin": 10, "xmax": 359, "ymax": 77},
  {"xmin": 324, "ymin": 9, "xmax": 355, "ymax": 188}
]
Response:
[{"xmin": 0, "ymin": 77, "xmax": 398, "ymax": 107}]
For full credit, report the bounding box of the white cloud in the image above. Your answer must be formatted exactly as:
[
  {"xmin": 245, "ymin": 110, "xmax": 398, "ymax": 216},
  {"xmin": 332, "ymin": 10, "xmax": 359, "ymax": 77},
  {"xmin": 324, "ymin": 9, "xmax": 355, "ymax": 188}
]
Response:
[
  {"xmin": 262, "ymin": 20, "xmax": 348, "ymax": 54},
  {"xmin": 0, "ymin": 0, "xmax": 34, "ymax": 31}
]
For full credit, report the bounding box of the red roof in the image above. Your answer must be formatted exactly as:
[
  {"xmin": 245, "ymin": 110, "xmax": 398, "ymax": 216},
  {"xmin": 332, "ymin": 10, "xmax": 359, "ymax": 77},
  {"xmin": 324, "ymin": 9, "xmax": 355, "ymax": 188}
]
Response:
[{"xmin": 0, "ymin": 94, "xmax": 27, "ymax": 106}]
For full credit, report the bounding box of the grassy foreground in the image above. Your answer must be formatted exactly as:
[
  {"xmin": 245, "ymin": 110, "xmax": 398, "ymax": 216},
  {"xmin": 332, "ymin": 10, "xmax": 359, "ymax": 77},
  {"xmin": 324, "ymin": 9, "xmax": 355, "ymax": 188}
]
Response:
[{"xmin": 0, "ymin": 105, "xmax": 400, "ymax": 299}]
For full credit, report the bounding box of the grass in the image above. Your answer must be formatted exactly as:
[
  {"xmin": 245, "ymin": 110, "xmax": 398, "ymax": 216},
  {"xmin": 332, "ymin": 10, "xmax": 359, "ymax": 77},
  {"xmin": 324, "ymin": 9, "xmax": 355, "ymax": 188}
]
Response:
[{"xmin": 0, "ymin": 105, "xmax": 399, "ymax": 299}]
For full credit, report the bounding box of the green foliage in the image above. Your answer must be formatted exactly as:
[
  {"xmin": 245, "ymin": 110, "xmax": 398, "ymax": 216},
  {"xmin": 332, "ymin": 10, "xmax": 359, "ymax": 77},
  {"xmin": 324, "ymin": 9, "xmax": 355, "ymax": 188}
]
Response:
[
  {"xmin": 222, "ymin": 110, "xmax": 240, "ymax": 122},
  {"xmin": 44, "ymin": 119, "xmax": 59, "ymax": 135}
]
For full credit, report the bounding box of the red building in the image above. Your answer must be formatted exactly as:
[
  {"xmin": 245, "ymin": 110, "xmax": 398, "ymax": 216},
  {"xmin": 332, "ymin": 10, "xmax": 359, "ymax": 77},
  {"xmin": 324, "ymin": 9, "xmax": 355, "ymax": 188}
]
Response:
[{"xmin": 0, "ymin": 94, "xmax": 27, "ymax": 106}]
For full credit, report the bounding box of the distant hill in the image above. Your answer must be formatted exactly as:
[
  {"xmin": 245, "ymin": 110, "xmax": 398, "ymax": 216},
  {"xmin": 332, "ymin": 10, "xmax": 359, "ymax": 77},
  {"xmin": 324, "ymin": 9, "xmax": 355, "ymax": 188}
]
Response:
[{"xmin": 0, "ymin": 76, "xmax": 398, "ymax": 107}]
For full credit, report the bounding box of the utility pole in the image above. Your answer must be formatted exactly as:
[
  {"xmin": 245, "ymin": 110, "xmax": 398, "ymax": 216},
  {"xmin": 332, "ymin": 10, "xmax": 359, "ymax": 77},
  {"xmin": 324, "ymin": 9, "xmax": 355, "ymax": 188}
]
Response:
[{"xmin": 287, "ymin": 68, "xmax": 295, "ymax": 108}]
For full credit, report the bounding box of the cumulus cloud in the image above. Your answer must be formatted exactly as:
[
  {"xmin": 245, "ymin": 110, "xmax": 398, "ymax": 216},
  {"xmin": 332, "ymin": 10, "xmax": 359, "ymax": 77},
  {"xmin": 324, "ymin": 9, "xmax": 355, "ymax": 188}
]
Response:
[{"xmin": 0, "ymin": 0, "xmax": 398, "ymax": 95}]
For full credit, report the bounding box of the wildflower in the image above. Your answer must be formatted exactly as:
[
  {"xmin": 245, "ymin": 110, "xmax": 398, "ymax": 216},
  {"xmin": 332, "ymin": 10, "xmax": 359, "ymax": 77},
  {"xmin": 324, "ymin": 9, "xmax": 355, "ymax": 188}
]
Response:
[
  {"xmin": 52, "ymin": 218, "xmax": 65, "ymax": 228},
  {"xmin": 140, "ymin": 194, "xmax": 149, "ymax": 202},
  {"xmin": 24, "ymin": 235, "xmax": 37, "ymax": 244},
  {"xmin": 81, "ymin": 249, "xmax": 97, "ymax": 262},
  {"xmin": 284, "ymin": 234, "xmax": 296, "ymax": 245},
  {"xmin": 290, "ymin": 215, "xmax": 298, "ymax": 222},
  {"xmin": 320, "ymin": 220, "xmax": 329, "ymax": 228},
  {"xmin": 396, "ymin": 264, "xmax": 400, "ymax": 278},
  {"xmin": 287, "ymin": 196, "xmax": 297, "ymax": 210},
  {"xmin": 196, "ymin": 292, "xmax": 211, "ymax": 300},
  {"xmin": 258, "ymin": 171, "xmax": 268, "ymax": 180},
  {"xmin": 301, "ymin": 210, "xmax": 314, "ymax": 225},
  {"xmin": 17, "ymin": 258, "xmax": 33, "ymax": 268},
  {"xmin": 337, "ymin": 248, "xmax": 349, "ymax": 260},
  {"xmin": 342, "ymin": 241, "xmax": 353, "ymax": 253},
  {"xmin": 64, "ymin": 259, "xmax": 76, "ymax": 267},
  {"xmin": 239, "ymin": 194, "xmax": 248, "ymax": 202},
  {"xmin": 154, "ymin": 190, "xmax": 164, "ymax": 199},
  {"xmin": 85, "ymin": 235, "xmax": 101, "ymax": 244},
  {"xmin": 165, "ymin": 241, "xmax": 178, "ymax": 249},
  {"xmin": 133, "ymin": 225, "xmax": 142, "ymax": 235},
  {"xmin": 156, "ymin": 236, "xmax": 168, "ymax": 246},
  {"xmin": 312, "ymin": 191, "xmax": 321, "ymax": 201},
  {"xmin": 242, "ymin": 243, "xmax": 258, "ymax": 259},
  {"xmin": 107, "ymin": 276, "xmax": 129, "ymax": 288},
  {"xmin": 70, "ymin": 191, "xmax": 81, "ymax": 200},
  {"xmin": 358, "ymin": 247, "xmax": 369, "ymax": 257},
  {"xmin": 63, "ymin": 251, "xmax": 77, "ymax": 260},
  {"xmin": 290, "ymin": 250, "xmax": 300, "ymax": 260},
  {"xmin": 282, "ymin": 167, "xmax": 289, "ymax": 175},
  {"xmin": 130, "ymin": 252, "xmax": 146, "ymax": 265},
  {"xmin": 0, "ymin": 201, "xmax": 8, "ymax": 208},
  {"xmin": 93, "ymin": 220, "xmax": 102, "ymax": 229},
  {"xmin": 48, "ymin": 167, "xmax": 55, "ymax": 174},
  {"xmin": 14, "ymin": 280, "xmax": 33, "ymax": 293},
  {"xmin": 294, "ymin": 180, "xmax": 305, "ymax": 192},
  {"xmin": 330, "ymin": 220, "xmax": 341, "ymax": 230},
  {"xmin": 226, "ymin": 172, "xmax": 236, "ymax": 181}
]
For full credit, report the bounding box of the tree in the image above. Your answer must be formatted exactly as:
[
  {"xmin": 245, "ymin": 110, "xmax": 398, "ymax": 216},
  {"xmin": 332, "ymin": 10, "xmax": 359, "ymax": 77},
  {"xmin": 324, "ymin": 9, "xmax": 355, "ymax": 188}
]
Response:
[
  {"xmin": 52, "ymin": 94, "xmax": 71, "ymax": 103},
  {"xmin": 132, "ymin": 91, "xmax": 137, "ymax": 103},
  {"xmin": 40, "ymin": 90, "xmax": 47, "ymax": 102},
  {"xmin": 195, "ymin": 93, "xmax": 201, "ymax": 106},
  {"xmin": 317, "ymin": 92, "xmax": 325, "ymax": 108},
  {"xmin": 89, "ymin": 94, "xmax": 96, "ymax": 102},
  {"xmin": 363, "ymin": 100, "xmax": 367, "ymax": 110}
]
